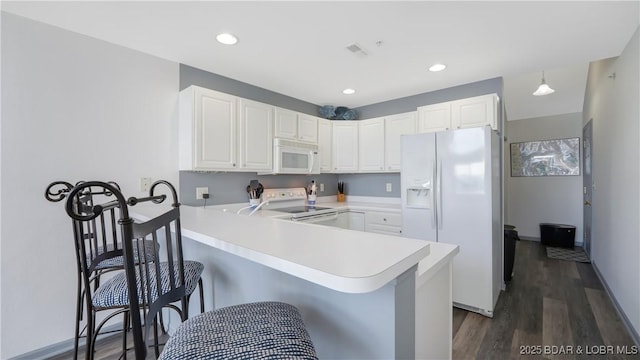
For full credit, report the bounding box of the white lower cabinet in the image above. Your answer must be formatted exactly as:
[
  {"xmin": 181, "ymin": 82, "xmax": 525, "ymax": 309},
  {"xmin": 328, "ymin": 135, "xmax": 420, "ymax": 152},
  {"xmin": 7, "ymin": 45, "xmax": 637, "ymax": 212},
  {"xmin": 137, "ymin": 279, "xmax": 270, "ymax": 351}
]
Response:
[
  {"xmin": 336, "ymin": 211, "xmax": 365, "ymax": 231},
  {"xmin": 348, "ymin": 211, "xmax": 365, "ymax": 231},
  {"xmin": 365, "ymin": 211, "xmax": 402, "ymax": 236},
  {"xmin": 334, "ymin": 209, "xmax": 400, "ymax": 235}
]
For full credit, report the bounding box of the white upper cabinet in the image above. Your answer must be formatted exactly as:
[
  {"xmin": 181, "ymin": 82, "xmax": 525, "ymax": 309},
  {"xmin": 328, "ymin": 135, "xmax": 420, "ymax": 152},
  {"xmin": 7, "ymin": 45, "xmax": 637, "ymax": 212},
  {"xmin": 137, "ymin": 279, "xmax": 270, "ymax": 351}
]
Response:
[
  {"xmin": 238, "ymin": 98, "xmax": 273, "ymax": 171},
  {"xmin": 274, "ymin": 107, "xmax": 298, "ymax": 139},
  {"xmin": 418, "ymin": 94, "xmax": 498, "ymax": 133},
  {"xmin": 297, "ymin": 114, "xmax": 319, "ymax": 143},
  {"xmin": 274, "ymin": 108, "xmax": 318, "ymax": 144},
  {"xmin": 317, "ymin": 118, "xmax": 332, "ymax": 172},
  {"xmin": 358, "ymin": 118, "xmax": 386, "ymax": 172},
  {"xmin": 452, "ymin": 94, "xmax": 498, "ymax": 130},
  {"xmin": 180, "ymin": 86, "xmax": 498, "ymax": 174},
  {"xmin": 332, "ymin": 121, "xmax": 359, "ymax": 172},
  {"xmin": 179, "ymin": 86, "xmax": 238, "ymax": 171},
  {"xmin": 417, "ymin": 102, "xmax": 451, "ymax": 133},
  {"xmin": 384, "ymin": 112, "xmax": 417, "ymax": 171}
]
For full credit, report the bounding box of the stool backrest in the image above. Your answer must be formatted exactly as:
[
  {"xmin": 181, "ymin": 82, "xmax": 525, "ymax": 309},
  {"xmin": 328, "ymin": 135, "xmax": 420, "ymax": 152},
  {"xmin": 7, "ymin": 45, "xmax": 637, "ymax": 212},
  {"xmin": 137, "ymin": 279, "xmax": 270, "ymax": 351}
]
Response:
[
  {"xmin": 126, "ymin": 181, "xmax": 188, "ymax": 359},
  {"xmin": 46, "ymin": 181, "xmax": 126, "ymax": 301}
]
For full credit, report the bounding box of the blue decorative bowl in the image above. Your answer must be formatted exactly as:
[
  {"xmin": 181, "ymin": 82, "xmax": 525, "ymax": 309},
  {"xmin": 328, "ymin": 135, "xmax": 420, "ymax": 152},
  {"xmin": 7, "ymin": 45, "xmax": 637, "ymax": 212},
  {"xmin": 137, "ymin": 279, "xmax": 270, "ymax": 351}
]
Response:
[
  {"xmin": 341, "ymin": 109, "xmax": 357, "ymax": 120},
  {"xmin": 319, "ymin": 105, "xmax": 336, "ymax": 119}
]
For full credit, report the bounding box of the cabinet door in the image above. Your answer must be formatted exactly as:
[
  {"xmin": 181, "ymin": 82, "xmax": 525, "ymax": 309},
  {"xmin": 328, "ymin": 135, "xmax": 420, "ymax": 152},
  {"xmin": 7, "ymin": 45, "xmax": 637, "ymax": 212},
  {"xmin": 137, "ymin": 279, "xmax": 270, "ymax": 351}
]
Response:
[
  {"xmin": 298, "ymin": 114, "xmax": 319, "ymax": 143},
  {"xmin": 190, "ymin": 87, "xmax": 238, "ymax": 170},
  {"xmin": 358, "ymin": 118, "xmax": 386, "ymax": 172},
  {"xmin": 451, "ymin": 94, "xmax": 497, "ymax": 130},
  {"xmin": 274, "ymin": 107, "xmax": 298, "ymax": 140},
  {"xmin": 332, "ymin": 121, "xmax": 359, "ymax": 172},
  {"xmin": 238, "ymin": 99, "xmax": 273, "ymax": 171},
  {"xmin": 418, "ymin": 103, "xmax": 451, "ymax": 133},
  {"xmin": 317, "ymin": 119, "xmax": 332, "ymax": 172},
  {"xmin": 348, "ymin": 211, "xmax": 365, "ymax": 231},
  {"xmin": 384, "ymin": 112, "xmax": 417, "ymax": 171}
]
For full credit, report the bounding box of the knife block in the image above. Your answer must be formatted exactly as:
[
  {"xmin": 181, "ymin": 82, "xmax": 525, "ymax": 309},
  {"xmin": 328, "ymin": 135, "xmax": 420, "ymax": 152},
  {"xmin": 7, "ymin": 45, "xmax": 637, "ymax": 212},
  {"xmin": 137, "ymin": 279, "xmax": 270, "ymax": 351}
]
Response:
[{"xmin": 337, "ymin": 193, "xmax": 345, "ymax": 202}]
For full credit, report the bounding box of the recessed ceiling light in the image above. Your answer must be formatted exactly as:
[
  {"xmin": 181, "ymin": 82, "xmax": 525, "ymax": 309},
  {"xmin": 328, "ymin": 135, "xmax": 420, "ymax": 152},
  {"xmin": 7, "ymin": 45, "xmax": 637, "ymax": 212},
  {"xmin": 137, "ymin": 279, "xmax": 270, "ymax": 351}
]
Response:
[
  {"xmin": 343, "ymin": 88, "xmax": 356, "ymax": 95},
  {"xmin": 429, "ymin": 63, "xmax": 447, "ymax": 72},
  {"xmin": 216, "ymin": 33, "xmax": 238, "ymax": 45}
]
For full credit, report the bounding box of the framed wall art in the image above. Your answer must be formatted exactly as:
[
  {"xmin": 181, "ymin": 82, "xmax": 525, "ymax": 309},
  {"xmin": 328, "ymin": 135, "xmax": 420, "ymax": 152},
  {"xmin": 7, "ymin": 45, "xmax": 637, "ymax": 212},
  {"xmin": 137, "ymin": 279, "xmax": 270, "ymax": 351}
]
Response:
[{"xmin": 510, "ymin": 137, "xmax": 580, "ymax": 177}]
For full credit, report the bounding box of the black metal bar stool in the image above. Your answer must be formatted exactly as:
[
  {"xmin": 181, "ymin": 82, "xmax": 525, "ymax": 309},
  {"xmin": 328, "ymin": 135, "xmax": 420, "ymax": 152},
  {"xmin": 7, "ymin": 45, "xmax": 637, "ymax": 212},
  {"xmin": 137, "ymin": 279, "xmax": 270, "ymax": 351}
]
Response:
[{"xmin": 46, "ymin": 181, "xmax": 205, "ymax": 359}]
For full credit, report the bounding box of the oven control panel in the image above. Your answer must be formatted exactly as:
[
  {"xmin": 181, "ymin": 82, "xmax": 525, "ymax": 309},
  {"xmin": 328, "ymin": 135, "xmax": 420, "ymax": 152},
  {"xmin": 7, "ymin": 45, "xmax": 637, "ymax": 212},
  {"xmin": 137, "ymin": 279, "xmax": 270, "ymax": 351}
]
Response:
[{"xmin": 262, "ymin": 188, "xmax": 308, "ymax": 202}]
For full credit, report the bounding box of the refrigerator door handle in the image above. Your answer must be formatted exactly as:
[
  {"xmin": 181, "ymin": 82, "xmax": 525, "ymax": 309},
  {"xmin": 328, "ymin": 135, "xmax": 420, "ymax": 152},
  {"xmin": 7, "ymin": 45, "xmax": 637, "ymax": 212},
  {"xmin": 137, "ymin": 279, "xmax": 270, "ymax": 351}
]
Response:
[
  {"xmin": 432, "ymin": 160, "xmax": 437, "ymax": 229},
  {"xmin": 437, "ymin": 160, "xmax": 443, "ymax": 230}
]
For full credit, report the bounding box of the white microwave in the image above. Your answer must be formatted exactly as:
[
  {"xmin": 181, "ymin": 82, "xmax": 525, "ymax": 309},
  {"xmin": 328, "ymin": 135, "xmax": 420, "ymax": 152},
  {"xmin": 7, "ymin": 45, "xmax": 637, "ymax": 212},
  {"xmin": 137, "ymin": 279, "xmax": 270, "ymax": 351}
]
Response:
[{"xmin": 268, "ymin": 138, "xmax": 320, "ymax": 174}]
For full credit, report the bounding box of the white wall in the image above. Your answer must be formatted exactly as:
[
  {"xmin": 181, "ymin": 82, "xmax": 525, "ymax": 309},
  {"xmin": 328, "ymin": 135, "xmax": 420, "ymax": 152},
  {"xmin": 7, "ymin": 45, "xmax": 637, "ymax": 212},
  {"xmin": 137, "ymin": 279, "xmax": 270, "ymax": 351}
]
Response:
[
  {"xmin": 505, "ymin": 112, "xmax": 584, "ymax": 243},
  {"xmin": 1, "ymin": 13, "xmax": 179, "ymax": 358},
  {"xmin": 583, "ymin": 27, "xmax": 639, "ymax": 341}
]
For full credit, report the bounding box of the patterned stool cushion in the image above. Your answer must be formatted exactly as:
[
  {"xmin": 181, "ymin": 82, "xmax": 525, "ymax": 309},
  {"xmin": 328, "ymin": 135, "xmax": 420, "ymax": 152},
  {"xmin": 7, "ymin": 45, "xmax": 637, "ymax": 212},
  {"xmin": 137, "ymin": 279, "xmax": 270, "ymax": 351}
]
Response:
[
  {"xmin": 159, "ymin": 301, "xmax": 318, "ymax": 360},
  {"xmin": 88, "ymin": 239, "xmax": 158, "ymax": 270},
  {"xmin": 92, "ymin": 260, "xmax": 204, "ymax": 309}
]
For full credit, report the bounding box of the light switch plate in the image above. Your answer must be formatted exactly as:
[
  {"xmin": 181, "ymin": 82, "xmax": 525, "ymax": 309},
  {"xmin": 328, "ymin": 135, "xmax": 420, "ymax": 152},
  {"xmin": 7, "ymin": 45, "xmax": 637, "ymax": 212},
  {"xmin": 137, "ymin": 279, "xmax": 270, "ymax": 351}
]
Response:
[
  {"xmin": 386, "ymin": 183, "xmax": 392, "ymax": 192},
  {"xmin": 140, "ymin": 177, "xmax": 152, "ymax": 192}
]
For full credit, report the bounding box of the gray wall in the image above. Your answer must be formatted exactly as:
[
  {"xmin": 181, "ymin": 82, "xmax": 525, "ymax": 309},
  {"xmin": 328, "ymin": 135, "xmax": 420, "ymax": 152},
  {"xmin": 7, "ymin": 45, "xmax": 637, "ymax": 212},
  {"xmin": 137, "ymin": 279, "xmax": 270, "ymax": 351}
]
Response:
[
  {"xmin": 582, "ymin": 27, "xmax": 639, "ymax": 342},
  {"xmin": 179, "ymin": 171, "xmax": 402, "ymax": 206},
  {"xmin": 180, "ymin": 64, "xmax": 319, "ymax": 115},
  {"xmin": 180, "ymin": 172, "xmax": 338, "ymax": 206},
  {"xmin": 337, "ymin": 173, "xmax": 401, "ymax": 198},
  {"xmin": 1, "ymin": 13, "xmax": 180, "ymax": 358},
  {"xmin": 504, "ymin": 113, "xmax": 584, "ymax": 243},
  {"xmin": 355, "ymin": 77, "xmax": 503, "ymax": 119}
]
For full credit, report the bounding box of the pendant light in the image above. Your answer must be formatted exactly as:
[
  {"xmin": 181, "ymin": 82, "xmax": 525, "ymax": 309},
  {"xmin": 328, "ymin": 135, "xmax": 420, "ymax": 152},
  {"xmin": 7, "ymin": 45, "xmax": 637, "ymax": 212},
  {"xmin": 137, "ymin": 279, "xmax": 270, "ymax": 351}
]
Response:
[{"xmin": 533, "ymin": 71, "xmax": 555, "ymax": 96}]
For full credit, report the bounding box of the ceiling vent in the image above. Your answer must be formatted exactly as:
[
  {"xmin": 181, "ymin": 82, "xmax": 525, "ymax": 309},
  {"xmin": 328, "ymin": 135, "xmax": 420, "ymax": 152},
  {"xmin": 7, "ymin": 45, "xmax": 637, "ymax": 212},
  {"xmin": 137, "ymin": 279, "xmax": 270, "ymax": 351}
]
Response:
[{"xmin": 346, "ymin": 42, "xmax": 368, "ymax": 57}]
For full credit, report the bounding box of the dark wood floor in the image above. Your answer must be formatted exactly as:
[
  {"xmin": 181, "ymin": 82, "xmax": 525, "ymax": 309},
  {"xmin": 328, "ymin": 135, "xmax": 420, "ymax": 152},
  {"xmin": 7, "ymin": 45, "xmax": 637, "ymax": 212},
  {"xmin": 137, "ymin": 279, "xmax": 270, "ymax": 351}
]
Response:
[
  {"xmin": 52, "ymin": 240, "xmax": 637, "ymax": 360},
  {"xmin": 452, "ymin": 240, "xmax": 638, "ymax": 360}
]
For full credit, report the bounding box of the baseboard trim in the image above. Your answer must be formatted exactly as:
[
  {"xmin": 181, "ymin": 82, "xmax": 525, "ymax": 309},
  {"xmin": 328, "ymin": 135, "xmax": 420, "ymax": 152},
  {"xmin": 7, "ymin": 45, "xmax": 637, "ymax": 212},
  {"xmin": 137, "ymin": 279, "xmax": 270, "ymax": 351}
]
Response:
[
  {"xmin": 591, "ymin": 261, "xmax": 640, "ymax": 347},
  {"xmin": 10, "ymin": 323, "xmax": 122, "ymax": 360}
]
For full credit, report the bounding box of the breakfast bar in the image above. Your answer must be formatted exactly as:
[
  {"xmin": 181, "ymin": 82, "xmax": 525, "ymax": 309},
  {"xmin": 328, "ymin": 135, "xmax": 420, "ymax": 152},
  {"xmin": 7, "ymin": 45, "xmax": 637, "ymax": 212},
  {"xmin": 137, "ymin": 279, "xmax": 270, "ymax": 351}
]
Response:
[{"xmin": 133, "ymin": 204, "xmax": 458, "ymax": 359}]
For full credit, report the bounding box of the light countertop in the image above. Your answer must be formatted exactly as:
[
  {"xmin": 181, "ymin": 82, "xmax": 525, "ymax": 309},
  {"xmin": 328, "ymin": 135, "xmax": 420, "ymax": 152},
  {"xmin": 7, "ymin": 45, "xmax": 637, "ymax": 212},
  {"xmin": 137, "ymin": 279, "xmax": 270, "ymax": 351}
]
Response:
[{"xmin": 131, "ymin": 199, "xmax": 456, "ymax": 294}]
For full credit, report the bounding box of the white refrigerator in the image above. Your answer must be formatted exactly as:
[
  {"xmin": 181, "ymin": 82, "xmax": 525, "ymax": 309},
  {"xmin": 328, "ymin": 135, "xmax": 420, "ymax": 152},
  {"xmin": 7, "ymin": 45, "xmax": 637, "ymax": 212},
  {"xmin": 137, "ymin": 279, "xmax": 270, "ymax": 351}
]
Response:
[{"xmin": 401, "ymin": 126, "xmax": 502, "ymax": 317}]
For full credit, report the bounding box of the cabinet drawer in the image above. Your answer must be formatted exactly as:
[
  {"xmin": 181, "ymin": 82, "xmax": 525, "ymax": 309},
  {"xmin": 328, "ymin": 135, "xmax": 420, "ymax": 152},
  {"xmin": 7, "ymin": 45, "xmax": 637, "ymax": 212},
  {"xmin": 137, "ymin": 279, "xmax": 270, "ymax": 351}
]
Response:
[
  {"xmin": 365, "ymin": 212, "xmax": 401, "ymax": 226},
  {"xmin": 367, "ymin": 224, "xmax": 402, "ymax": 236}
]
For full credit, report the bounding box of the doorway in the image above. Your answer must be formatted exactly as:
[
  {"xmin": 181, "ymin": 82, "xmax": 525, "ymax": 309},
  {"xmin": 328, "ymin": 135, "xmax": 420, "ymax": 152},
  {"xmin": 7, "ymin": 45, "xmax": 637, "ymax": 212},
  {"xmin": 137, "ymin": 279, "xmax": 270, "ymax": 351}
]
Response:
[{"xmin": 582, "ymin": 119, "xmax": 593, "ymax": 257}]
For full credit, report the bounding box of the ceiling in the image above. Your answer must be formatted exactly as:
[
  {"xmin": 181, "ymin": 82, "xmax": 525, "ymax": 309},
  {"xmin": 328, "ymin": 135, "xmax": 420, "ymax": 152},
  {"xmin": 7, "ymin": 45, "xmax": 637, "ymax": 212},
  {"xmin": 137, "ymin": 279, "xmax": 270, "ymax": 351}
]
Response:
[{"xmin": 2, "ymin": 1, "xmax": 638, "ymax": 121}]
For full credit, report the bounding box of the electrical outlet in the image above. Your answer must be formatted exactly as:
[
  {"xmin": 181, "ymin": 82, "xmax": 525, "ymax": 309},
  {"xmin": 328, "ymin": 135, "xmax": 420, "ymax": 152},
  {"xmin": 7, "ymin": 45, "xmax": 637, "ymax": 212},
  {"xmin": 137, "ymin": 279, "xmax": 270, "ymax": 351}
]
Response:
[
  {"xmin": 196, "ymin": 187, "xmax": 209, "ymax": 200},
  {"xmin": 140, "ymin": 177, "xmax": 152, "ymax": 192},
  {"xmin": 320, "ymin": 183, "xmax": 324, "ymax": 192},
  {"xmin": 386, "ymin": 183, "xmax": 392, "ymax": 192}
]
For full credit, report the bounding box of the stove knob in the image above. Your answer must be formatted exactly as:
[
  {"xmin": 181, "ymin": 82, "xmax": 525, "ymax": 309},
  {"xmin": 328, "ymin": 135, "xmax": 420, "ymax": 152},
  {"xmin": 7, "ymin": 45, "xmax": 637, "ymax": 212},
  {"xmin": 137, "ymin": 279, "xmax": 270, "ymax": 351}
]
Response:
[{"xmin": 289, "ymin": 192, "xmax": 294, "ymax": 197}]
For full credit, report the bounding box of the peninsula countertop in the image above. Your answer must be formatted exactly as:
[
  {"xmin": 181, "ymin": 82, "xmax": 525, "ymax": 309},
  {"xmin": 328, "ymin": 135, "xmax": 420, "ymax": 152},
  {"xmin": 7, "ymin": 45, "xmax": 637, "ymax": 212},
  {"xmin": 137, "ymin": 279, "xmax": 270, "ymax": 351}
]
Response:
[{"xmin": 132, "ymin": 203, "xmax": 456, "ymax": 294}]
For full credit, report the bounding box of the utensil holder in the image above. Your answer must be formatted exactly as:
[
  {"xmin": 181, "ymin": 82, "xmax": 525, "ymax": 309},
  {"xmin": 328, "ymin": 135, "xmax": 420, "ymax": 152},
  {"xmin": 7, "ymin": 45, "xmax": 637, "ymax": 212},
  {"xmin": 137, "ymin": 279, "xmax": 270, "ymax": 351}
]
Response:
[
  {"xmin": 249, "ymin": 199, "xmax": 260, "ymax": 208},
  {"xmin": 337, "ymin": 193, "xmax": 345, "ymax": 202},
  {"xmin": 307, "ymin": 194, "xmax": 317, "ymax": 206}
]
